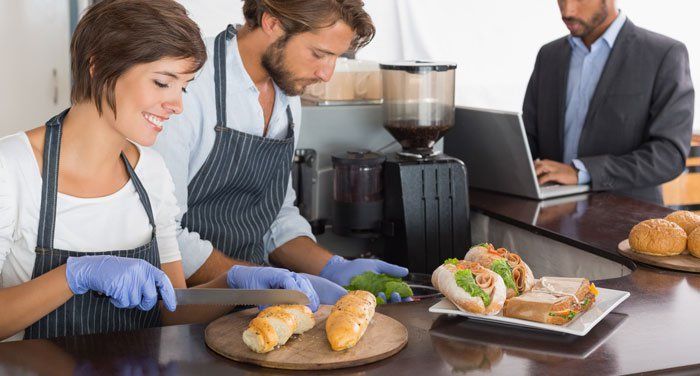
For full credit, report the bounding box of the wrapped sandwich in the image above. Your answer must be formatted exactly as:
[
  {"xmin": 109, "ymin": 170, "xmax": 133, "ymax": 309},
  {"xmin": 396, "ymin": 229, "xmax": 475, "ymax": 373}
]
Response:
[
  {"xmin": 503, "ymin": 277, "xmax": 598, "ymax": 325},
  {"xmin": 432, "ymin": 259, "xmax": 507, "ymax": 315},
  {"xmin": 464, "ymin": 243, "xmax": 535, "ymax": 298}
]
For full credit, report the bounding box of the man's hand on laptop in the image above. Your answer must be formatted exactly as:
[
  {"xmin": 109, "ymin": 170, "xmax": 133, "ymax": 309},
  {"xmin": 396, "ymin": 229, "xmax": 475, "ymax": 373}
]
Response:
[{"xmin": 534, "ymin": 159, "xmax": 578, "ymax": 185}]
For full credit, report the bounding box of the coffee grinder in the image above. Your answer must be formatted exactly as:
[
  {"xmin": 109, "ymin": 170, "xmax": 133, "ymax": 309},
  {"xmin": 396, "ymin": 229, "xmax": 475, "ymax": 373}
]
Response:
[{"xmin": 331, "ymin": 61, "xmax": 470, "ymax": 274}]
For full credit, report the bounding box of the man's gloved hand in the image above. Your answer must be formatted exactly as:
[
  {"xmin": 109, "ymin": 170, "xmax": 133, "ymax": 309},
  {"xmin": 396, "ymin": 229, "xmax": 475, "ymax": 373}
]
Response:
[
  {"xmin": 301, "ymin": 273, "xmax": 347, "ymax": 306},
  {"xmin": 377, "ymin": 291, "xmax": 414, "ymax": 304},
  {"xmin": 319, "ymin": 255, "xmax": 409, "ymax": 287},
  {"xmin": 65, "ymin": 255, "xmax": 176, "ymax": 311},
  {"xmin": 226, "ymin": 265, "xmax": 320, "ymax": 312}
]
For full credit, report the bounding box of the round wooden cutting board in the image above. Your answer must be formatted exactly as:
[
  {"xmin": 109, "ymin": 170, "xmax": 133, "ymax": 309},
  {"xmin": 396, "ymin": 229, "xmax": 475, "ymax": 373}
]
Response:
[
  {"xmin": 205, "ymin": 305, "xmax": 408, "ymax": 370},
  {"xmin": 618, "ymin": 239, "xmax": 700, "ymax": 273}
]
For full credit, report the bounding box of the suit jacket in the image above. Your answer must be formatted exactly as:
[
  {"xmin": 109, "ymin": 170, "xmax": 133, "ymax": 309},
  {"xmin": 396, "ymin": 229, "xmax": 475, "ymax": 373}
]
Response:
[{"xmin": 523, "ymin": 19, "xmax": 694, "ymax": 204}]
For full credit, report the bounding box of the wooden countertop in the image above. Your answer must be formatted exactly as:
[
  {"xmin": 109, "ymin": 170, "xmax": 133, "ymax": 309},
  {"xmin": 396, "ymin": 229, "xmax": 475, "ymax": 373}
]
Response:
[{"xmin": 2, "ymin": 190, "xmax": 700, "ymax": 375}]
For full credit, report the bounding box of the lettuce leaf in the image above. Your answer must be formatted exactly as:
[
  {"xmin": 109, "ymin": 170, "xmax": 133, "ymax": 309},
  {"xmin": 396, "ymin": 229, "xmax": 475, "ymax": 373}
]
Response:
[
  {"xmin": 345, "ymin": 271, "xmax": 414, "ymax": 304},
  {"xmin": 454, "ymin": 270, "xmax": 491, "ymax": 307},
  {"xmin": 490, "ymin": 259, "xmax": 518, "ymax": 295},
  {"xmin": 444, "ymin": 258, "xmax": 460, "ymax": 265}
]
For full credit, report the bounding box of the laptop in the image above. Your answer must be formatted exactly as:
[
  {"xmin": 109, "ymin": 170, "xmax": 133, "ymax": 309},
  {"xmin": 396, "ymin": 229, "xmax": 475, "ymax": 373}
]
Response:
[{"xmin": 444, "ymin": 106, "xmax": 590, "ymax": 200}]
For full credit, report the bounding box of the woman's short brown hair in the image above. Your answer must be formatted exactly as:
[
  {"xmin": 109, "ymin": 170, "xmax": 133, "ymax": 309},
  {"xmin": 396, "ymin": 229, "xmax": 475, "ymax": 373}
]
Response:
[
  {"xmin": 71, "ymin": 0, "xmax": 207, "ymax": 116},
  {"xmin": 243, "ymin": 0, "xmax": 375, "ymax": 51}
]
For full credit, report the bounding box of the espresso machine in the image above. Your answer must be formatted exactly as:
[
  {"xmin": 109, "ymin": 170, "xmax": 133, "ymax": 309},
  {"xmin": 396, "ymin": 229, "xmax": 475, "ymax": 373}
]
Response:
[{"xmin": 327, "ymin": 61, "xmax": 470, "ymax": 274}]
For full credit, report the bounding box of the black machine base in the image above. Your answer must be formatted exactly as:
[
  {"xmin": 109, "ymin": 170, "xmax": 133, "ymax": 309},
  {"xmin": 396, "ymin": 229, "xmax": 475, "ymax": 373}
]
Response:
[{"xmin": 382, "ymin": 153, "xmax": 470, "ymax": 274}]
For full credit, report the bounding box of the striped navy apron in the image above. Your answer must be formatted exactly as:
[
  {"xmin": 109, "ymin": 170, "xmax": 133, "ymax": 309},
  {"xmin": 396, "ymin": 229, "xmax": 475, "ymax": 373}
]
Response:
[
  {"xmin": 24, "ymin": 109, "xmax": 162, "ymax": 339},
  {"xmin": 180, "ymin": 25, "xmax": 295, "ymax": 264}
]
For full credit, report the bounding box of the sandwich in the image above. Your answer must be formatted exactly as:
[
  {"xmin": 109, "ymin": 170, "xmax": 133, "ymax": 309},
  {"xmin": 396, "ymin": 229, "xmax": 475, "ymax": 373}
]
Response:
[
  {"xmin": 464, "ymin": 243, "xmax": 535, "ymax": 298},
  {"xmin": 432, "ymin": 259, "xmax": 507, "ymax": 315},
  {"xmin": 503, "ymin": 277, "xmax": 598, "ymax": 325}
]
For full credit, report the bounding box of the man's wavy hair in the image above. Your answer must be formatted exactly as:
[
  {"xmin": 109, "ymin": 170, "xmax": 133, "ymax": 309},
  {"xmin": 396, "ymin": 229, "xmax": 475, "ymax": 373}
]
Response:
[{"xmin": 242, "ymin": 0, "xmax": 375, "ymax": 51}]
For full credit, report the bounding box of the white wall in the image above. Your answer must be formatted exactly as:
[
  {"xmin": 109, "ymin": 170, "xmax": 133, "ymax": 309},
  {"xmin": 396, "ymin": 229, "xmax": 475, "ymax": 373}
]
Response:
[
  {"xmin": 1, "ymin": 1, "xmax": 697, "ymax": 137},
  {"xmin": 358, "ymin": 0, "xmax": 700, "ymax": 126},
  {"xmin": 0, "ymin": 1, "xmax": 72, "ymax": 137},
  {"xmin": 180, "ymin": 0, "xmax": 700, "ymax": 129}
]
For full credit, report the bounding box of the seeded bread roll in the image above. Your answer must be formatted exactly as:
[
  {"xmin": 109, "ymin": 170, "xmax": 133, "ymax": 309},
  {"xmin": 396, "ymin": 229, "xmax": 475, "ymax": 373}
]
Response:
[
  {"xmin": 242, "ymin": 305, "xmax": 315, "ymax": 354},
  {"xmin": 325, "ymin": 290, "xmax": 376, "ymax": 351},
  {"xmin": 629, "ymin": 219, "xmax": 686, "ymax": 256},
  {"xmin": 687, "ymin": 227, "xmax": 700, "ymax": 258},
  {"xmin": 665, "ymin": 210, "xmax": 700, "ymax": 236}
]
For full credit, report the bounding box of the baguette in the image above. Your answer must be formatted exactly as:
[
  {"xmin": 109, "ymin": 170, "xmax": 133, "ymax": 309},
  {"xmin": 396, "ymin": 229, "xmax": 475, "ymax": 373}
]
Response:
[
  {"xmin": 464, "ymin": 243, "xmax": 535, "ymax": 298},
  {"xmin": 242, "ymin": 304, "xmax": 315, "ymax": 353},
  {"xmin": 432, "ymin": 260, "xmax": 506, "ymax": 315},
  {"xmin": 325, "ymin": 290, "xmax": 376, "ymax": 351}
]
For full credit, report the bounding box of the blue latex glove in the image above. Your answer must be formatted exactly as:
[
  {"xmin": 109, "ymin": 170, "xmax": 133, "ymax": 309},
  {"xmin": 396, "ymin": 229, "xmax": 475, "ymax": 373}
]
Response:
[
  {"xmin": 226, "ymin": 265, "xmax": 320, "ymax": 312},
  {"xmin": 301, "ymin": 273, "xmax": 347, "ymax": 305},
  {"xmin": 319, "ymin": 255, "xmax": 409, "ymax": 287},
  {"xmin": 377, "ymin": 291, "xmax": 414, "ymax": 304},
  {"xmin": 65, "ymin": 255, "xmax": 176, "ymax": 311}
]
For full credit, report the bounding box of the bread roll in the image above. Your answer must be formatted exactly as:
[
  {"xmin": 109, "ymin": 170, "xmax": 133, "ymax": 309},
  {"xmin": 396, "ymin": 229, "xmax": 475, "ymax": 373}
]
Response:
[
  {"xmin": 242, "ymin": 304, "xmax": 315, "ymax": 353},
  {"xmin": 688, "ymin": 227, "xmax": 700, "ymax": 258},
  {"xmin": 243, "ymin": 317, "xmax": 279, "ymax": 354},
  {"xmin": 259, "ymin": 305, "xmax": 314, "ymax": 334},
  {"xmin": 325, "ymin": 290, "xmax": 376, "ymax": 351},
  {"xmin": 665, "ymin": 210, "xmax": 700, "ymax": 236},
  {"xmin": 629, "ymin": 219, "xmax": 686, "ymax": 256},
  {"xmin": 432, "ymin": 260, "xmax": 506, "ymax": 315}
]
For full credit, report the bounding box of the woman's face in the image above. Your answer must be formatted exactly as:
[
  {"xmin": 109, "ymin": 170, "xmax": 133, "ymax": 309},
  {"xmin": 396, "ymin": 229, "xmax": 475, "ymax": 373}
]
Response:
[{"xmin": 110, "ymin": 57, "xmax": 196, "ymax": 146}]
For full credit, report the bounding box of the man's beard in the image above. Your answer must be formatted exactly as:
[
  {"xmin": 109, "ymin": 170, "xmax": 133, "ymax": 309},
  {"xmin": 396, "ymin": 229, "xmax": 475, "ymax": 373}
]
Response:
[
  {"xmin": 563, "ymin": 0, "xmax": 609, "ymax": 38},
  {"xmin": 261, "ymin": 36, "xmax": 319, "ymax": 96}
]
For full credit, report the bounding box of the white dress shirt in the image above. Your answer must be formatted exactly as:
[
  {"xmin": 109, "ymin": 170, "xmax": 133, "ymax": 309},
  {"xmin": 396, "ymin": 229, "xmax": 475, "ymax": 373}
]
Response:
[
  {"xmin": 565, "ymin": 12, "xmax": 627, "ymax": 184},
  {"xmin": 153, "ymin": 31, "xmax": 315, "ymax": 278}
]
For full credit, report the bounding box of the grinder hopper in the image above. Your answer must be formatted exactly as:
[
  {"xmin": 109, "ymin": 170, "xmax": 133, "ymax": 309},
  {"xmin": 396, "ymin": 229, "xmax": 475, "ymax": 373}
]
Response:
[{"xmin": 380, "ymin": 61, "xmax": 457, "ymax": 158}]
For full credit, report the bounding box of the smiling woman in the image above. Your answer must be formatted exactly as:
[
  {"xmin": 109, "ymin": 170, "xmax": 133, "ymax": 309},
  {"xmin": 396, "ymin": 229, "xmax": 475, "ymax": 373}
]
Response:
[
  {"xmin": 0, "ymin": 0, "xmax": 209, "ymax": 342},
  {"xmin": 0, "ymin": 0, "xmax": 322, "ymax": 343}
]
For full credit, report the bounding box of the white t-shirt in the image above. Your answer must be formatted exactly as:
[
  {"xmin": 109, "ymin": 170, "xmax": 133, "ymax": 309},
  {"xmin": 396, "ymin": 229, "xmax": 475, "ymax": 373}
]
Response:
[{"xmin": 0, "ymin": 132, "xmax": 182, "ymax": 341}]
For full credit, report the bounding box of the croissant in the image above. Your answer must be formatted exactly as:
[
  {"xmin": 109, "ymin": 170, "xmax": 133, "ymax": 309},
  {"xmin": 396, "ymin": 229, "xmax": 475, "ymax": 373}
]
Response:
[
  {"xmin": 242, "ymin": 304, "xmax": 315, "ymax": 354},
  {"xmin": 325, "ymin": 290, "xmax": 376, "ymax": 351},
  {"xmin": 432, "ymin": 260, "xmax": 506, "ymax": 315}
]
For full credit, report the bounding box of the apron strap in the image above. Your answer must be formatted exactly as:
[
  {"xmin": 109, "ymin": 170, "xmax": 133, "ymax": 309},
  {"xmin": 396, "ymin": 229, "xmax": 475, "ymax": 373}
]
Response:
[
  {"xmin": 36, "ymin": 110, "xmax": 69, "ymax": 250},
  {"xmin": 214, "ymin": 24, "xmax": 238, "ymax": 129},
  {"xmin": 285, "ymin": 105, "xmax": 295, "ymax": 138},
  {"xmin": 36, "ymin": 109, "xmax": 158, "ymax": 248},
  {"xmin": 121, "ymin": 153, "xmax": 157, "ymax": 235}
]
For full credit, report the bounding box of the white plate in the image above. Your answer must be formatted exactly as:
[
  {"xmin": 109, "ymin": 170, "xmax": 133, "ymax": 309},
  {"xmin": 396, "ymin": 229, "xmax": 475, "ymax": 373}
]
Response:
[{"xmin": 428, "ymin": 287, "xmax": 630, "ymax": 336}]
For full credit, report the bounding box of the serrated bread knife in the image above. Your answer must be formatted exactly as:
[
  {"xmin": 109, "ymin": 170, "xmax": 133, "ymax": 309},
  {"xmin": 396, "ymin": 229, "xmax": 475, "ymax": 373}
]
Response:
[{"xmin": 173, "ymin": 288, "xmax": 310, "ymax": 306}]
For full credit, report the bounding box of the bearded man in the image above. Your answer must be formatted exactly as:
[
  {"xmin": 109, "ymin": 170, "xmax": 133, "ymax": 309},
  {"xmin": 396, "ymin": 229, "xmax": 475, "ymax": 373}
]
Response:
[
  {"xmin": 523, "ymin": 0, "xmax": 694, "ymax": 204},
  {"xmin": 153, "ymin": 0, "xmax": 409, "ymax": 304}
]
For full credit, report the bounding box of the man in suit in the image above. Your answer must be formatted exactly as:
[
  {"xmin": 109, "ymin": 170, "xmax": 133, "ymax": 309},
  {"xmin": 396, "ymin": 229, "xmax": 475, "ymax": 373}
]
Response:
[{"xmin": 523, "ymin": 0, "xmax": 694, "ymax": 204}]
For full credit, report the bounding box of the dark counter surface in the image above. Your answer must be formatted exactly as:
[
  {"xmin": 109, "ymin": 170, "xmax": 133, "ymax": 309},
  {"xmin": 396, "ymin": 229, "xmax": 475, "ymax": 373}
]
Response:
[{"xmin": 2, "ymin": 191, "xmax": 700, "ymax": 375}]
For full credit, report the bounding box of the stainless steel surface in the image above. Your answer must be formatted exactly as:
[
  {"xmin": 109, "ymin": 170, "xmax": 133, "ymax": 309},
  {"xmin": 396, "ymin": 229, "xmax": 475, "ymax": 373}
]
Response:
[
  {"xmin": 292, "ymin": 105, "xmax": 443, "ymax": 255},
  {"xmin": 297, "ymin": 105, "xmax": 398, "ymax": 224},
  {"xmin": 174, "ymin": 289, "xmax": 310, "ymax": 306}
]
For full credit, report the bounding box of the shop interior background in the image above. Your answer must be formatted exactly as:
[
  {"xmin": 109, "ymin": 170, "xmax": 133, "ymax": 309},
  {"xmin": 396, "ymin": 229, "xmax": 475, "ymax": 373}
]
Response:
[{"xmin": 1, "ymin": 0, "xmax": 697, "ymax": 137}]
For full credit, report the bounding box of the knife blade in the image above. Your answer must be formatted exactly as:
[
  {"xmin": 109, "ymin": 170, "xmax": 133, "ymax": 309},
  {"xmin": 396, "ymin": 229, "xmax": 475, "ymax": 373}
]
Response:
[{"xmin": 173, "ymin": 288, "xmax": 310, "ymax": 306}]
